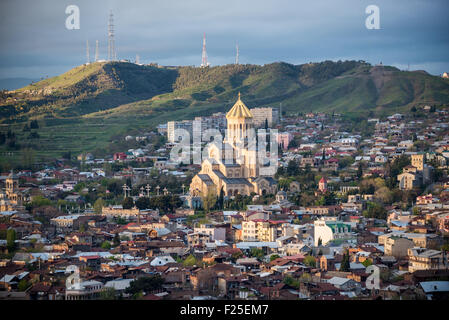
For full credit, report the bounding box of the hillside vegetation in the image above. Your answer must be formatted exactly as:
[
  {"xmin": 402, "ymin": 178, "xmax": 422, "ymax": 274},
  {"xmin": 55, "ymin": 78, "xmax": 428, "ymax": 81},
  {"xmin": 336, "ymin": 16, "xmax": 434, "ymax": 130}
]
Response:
[
  {"xmin": 0, "ymin": 62, "xmax": 178, "ymax": 121},
  {"xmin": 1, "ymin": 60, "xmax": 448, "ymax": 163},
  {"xmin": 1, "ymin": 60, "xmax": 449, "ymax": 123}
]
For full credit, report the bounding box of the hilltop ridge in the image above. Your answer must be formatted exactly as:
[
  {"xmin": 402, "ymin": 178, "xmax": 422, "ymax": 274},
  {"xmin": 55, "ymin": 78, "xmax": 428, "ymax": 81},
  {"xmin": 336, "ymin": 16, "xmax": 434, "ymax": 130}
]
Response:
[{"xmin": 1, "ymin": 60, "xmax": 449, "ymax": 123}]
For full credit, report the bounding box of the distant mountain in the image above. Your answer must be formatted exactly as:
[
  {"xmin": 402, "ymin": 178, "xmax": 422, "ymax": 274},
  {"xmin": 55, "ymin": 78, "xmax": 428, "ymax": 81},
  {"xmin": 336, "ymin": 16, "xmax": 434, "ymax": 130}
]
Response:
[
  {"xmin": 0, "ymin": 78, "xmax": 39, "ymax": 91},
  {"xmin": 1, "ymin": 60, "xmax": 449, "ymax": 123}
]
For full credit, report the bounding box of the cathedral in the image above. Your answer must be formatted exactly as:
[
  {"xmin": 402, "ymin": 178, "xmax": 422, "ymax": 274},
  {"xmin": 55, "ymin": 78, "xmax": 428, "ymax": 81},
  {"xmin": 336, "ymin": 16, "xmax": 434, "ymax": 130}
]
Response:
[{"xmin": 189, "ymin": 93, "xmax": 277, "ymax": 198}]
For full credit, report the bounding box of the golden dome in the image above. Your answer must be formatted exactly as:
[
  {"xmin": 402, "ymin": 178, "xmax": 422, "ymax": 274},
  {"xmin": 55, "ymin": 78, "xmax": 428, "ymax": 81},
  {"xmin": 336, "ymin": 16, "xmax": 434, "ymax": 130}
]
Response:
[{"xmin": 226, "ymin": 92, "xmax": 253, "ymax": 119}]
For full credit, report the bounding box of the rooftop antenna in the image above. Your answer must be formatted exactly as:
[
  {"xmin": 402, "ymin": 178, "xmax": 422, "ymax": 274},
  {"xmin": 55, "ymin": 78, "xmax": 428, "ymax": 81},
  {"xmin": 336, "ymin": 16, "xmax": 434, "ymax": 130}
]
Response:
[
  {"xmin": 95, "ymin": 40, "xmax": 99, "ymax": 62},
  {"xmin": 235, "ymin": 42, "xmax": 239, "ymax": 65},
  {"xmin": 86, "ymin": 40, "xmax": 90, "ymax": 64},
  {"xmin": 108, "ymin": 10, "xmax": 116, "ymax": 61},
  {"xmin": 201, "ymin": 32, "xmax": 209, "ymax": 67}
]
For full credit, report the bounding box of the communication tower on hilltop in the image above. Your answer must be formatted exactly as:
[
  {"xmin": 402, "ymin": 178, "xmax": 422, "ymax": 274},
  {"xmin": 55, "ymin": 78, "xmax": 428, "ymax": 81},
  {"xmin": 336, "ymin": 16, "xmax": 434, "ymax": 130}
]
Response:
[
  {"xmin": 201, "ymin": 33, "xmax": 209, "ymax": 67},
  {"xmin": 86, "ymin": 40, "xmax": 90, "ymax": 64},
  {"xmin": 235, "ymin": 42, "xmax": 239, "ymax": 65},
  {"xmin": 108, "ymin": 11, "xmax": 117, "ymax": 61},
  {"xmin": 95, "ymin": 40, "xmax": 99, "ymax": 62}
]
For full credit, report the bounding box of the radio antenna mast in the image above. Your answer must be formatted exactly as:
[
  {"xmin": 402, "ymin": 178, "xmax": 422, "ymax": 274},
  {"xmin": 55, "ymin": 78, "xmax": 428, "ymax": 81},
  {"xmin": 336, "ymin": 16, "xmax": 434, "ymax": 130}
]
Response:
[
  {"xmin": 95, "ymin": 40, "xmax": 99, "ymax": 62},
  {"xmin": 108, "ymin": 11, "xmax": 116, "ymax": 61},
  {"xmin": 201, "ymin": 33, "xmax": 209, "ymax": 67},
  {"xmin": 86, "ymin": 40, "xmax": 90, "ymax": 64}
]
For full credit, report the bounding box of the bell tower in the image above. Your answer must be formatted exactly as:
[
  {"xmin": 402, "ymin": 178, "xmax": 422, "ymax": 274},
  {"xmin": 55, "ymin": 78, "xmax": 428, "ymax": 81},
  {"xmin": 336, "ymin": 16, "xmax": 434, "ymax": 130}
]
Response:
[
  {"xmin": 224, "ymin": 93, "xmax": 258, "ymax": 178},
  {"xmin": 225, "ymin": 92, "xmax": 254, "ymax": 145},
  {"xmin": 5, "ymin": 170, "xmax": 19, "ymax": 205}
]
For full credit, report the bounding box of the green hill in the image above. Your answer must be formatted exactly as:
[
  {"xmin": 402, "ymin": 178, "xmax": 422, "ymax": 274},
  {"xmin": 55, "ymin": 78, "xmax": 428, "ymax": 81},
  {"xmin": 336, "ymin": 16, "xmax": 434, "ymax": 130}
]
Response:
[
  {"xmin": 2, "ymin": 60, "xmax": 449, "ymax": 123},
  {"xmin": 0, "ymin": 61, "xmax": 178, "ymax": 121},
  {"xmin": 1, "ymin": 60, "xmax": 449, "ymax": 164}
]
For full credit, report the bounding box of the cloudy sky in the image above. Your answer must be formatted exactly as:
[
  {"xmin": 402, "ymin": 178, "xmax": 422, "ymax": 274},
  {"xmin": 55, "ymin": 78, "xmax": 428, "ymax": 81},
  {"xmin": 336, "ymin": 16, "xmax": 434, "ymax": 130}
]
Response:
[{"xmin": 0, "ymin": 0, "xmax": 448, "ymax": 80}]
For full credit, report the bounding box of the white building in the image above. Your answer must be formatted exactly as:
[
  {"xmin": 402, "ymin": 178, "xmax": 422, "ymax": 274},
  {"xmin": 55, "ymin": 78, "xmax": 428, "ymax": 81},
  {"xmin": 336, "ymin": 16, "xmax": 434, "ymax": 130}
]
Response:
[{"xmin": 314, "ymin": 218, "xmax": 353, "ymax": 246}]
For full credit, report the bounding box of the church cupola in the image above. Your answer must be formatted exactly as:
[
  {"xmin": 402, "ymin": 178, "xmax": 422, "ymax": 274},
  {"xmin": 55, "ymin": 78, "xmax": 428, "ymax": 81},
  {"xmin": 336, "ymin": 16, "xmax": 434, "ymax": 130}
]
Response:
[{"xmin": 225, "ymin": 92, "xmax": 254, "ymax": 144}]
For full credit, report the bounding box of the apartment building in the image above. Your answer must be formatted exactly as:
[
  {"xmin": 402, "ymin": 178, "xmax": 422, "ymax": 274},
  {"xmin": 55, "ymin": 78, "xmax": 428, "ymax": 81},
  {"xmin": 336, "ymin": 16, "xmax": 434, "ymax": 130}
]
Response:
[
  {"xmin": 408, "ymin": 248, "xmax": 447, "ymax": 273},
  {"xmin": 250, "ymin": 107, "xmax": 279, "ymax": 127}
]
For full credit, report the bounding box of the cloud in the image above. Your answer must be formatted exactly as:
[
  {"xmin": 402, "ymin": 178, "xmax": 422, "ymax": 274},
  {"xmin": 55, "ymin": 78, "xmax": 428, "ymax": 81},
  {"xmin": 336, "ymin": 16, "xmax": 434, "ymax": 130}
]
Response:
[{"xmin": 0, "ymin": 0, "xmax": 448, "ymax": 78}]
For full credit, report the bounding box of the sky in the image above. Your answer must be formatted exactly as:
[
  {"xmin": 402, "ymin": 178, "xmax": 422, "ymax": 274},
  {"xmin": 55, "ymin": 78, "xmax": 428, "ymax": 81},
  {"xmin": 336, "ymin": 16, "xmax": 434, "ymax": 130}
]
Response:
[{"xmin": 0, "ymin": 0, "xmax": 448, "ymax": 80}]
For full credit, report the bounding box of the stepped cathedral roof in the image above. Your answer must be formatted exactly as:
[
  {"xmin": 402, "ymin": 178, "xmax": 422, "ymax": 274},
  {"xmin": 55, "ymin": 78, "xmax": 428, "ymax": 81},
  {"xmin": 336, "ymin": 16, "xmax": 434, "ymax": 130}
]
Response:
[{"xmin": 226, "ymin": 92, "xmax": 253, "ymax": 119}]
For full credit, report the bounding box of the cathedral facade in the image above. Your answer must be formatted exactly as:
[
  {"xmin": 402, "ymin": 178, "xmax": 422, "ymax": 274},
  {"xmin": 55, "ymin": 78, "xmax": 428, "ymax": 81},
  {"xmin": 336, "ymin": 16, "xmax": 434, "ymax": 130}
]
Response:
[{"xmin": 189, "ymin": 94, "xmax": 277, "ymax": 198}]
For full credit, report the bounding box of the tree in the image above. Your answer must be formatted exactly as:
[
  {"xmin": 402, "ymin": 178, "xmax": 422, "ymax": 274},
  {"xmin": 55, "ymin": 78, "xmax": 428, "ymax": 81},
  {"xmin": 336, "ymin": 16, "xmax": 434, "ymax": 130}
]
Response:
[
  {"xmin": 31, "ymin": 196, "xmax": 52, "ymax": 208},
  {"xmin": 270, "ymin": 254, "xmax": 280, "ymax": 262},
  {"xmin": 374, "ymin": 186, "xmax": 393, "ymax": 204},
  {"xmin": 283, "ymin": 275, "xmax": 300, "ymax": 288},
  {"xmin": 79, "ymin": 223, "xmax": 87, "ymax": 232},
  {"xmin": 113, "ymin": 233, "xmax": 120, "ymax": 247},
  {"xmin": 363, "ymin": 201, "xmax": 387, "ymax": 219},
  {"xmin": 18, "ymin": 279, "xmax": 31, "ymax": 291},
  {"xmin": 183, "ymin": 254, "xmax": 198, "ymax": 267},
  {"xmin": 6, "ymin": 229, "xmax": 16, "ymax": 252},
  {"xmin": 286, "ymin": 160, "xmax": 299, "ymax": 176},
  {"xmin": 100, "ymin": 287, "xmax": 116, "ymax": 300},
  {"xmin": 135, "ymin": 197, "xmax": 150, "ymax": 210},
  {"xmin": 201, "ymin": 190, "xmax": 216, "ymax": 213},
  {"xmin": 125, "ymin": 275, "xmax": 164, "ymax": 295},
  {"xmin": 250, "ymin": 248, "xmax": 264, "ymax": 260},
  {"xmin": 218, "ymin": 187, "xmax": 224, "ymax": 210},
  {"xmin": 303, "ymin": 255, "xmax": 316, "ymax": 267},
  {"xmin": 317, "ymin": 237, "xmax": 322, "ymax": 246},
  {"xmin": 122, "ymin": 197, "xmax": 134, "ymax": 209},
  {"xmin": 357, "ymin": 162, "xmax": 363, "ymax": 179},
  {"xmin": 339, "ymin": 251, "xmax": 350, "ymax": 272},
  {"xmin": 94, "ymin": 197, "xmax": 104, "ymax": 214},
  {"xmin": 362, "ymin": 259, "xmax": 373, "ymax": 268},
  {"xmin": 287, "ymin": 139, "xmax": 298, "ymax": 149},
  {"xmin": 101, "ymin": 241, "xmax": 111, "ymax": 250},
  {"xmin": 231, "ymin": 251, "xmax": 243, "ymax": 262}
]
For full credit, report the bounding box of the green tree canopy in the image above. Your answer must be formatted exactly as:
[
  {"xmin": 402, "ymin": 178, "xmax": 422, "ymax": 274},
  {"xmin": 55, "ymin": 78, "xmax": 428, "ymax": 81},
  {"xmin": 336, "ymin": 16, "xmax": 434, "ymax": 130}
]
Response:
[
  {"xmin": 125, "ymin": 275, "xmax": 164, "ymax": 295},
  {"xmin": 6, "ymin": 229, "xmax": 16, "ymax": 252},
  {"xmin": 101, "ymin": 241, "xmax": 111, "ymax": 250},
  {"xmin": 303, "ymin": 255, "xmax": 316, "ymax": 267},
  {"xmin": 183, "ymin": 254, "xmax": 199, "ymax": 267},
  {"xmin": 94, "ymin": 197, "xmax": 105, "ymax": 214},
  {"xmin": 122, "ymin": 197, "xmax": 134, "ymax": 209}
]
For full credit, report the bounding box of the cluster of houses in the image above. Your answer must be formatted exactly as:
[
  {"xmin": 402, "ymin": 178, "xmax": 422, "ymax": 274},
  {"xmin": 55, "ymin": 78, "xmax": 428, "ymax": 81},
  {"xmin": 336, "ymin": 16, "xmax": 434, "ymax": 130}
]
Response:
[{"xmin": 1, "ymin": 105, "xmax": 449, "ymax": 300}]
